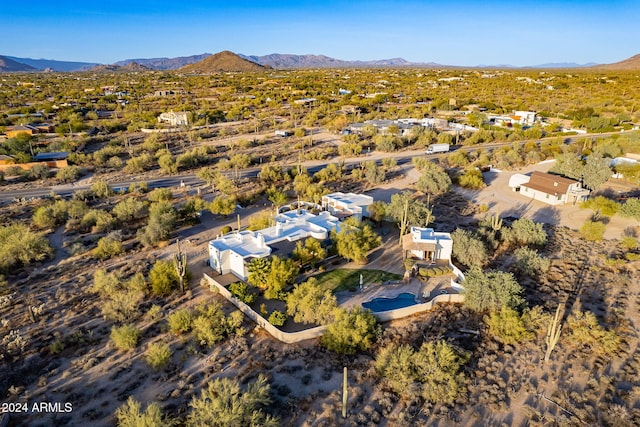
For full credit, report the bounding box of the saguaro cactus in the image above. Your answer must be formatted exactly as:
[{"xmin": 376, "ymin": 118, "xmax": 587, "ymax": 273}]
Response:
[
  {"xmin": 342, "ymin": 366, "xmax": 348, "ymax": 418},
  {"xmin": 544, "ymin": 304, "xmax": 563, "ymax": 363},
  {"xmin": 174, "ymin": 239, "xmax": 188, "ymax": 293}
]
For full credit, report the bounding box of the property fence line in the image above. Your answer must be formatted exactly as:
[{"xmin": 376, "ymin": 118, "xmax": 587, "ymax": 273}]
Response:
[
  {"xmin": 203, "ymin": 273, "xmax": 465, "ymax": 344},
  {"xmin": 203, "ymin": 273, "xmax": 328, "ymax": 344}
]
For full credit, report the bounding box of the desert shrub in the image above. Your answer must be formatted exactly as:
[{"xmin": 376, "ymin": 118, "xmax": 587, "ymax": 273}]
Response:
[
  {"xmin": 375, "ymin": 341, "xmax": 467, "ymax": 404},
  {"xmin": 580, "ymin": 196, "xmax": 620, "ymax": 217},
  {"xmin": 485, "ymin": 306, "xmax": 535, "ymax": 345},
  {"xmin": 145, "ymin": 342, "xmax": 173, "ymax": 370},
  {"xmin": 192, "ymin": 303, "xmax": 230, "ymax": 347},
  {"xmin": 168, "ymin": 309, "xmax": 193, "ymax": 334},
  {"xmin": 146, "ymin": 305, "xmax": 163, "ymax": 321},
  {"xmin": 567, "ymin": 310, "xmax": 620, "ymax": 356},
  {"xmin": 126, "ymin": 153, "xmax": 154, "ymax": 173},
  {"xmin": 149, "ymin": 259, "xmax": 179, "ymax": 296},
  {"xmin": 116, "ymin": 396, "xmax": 177, "ymax": 427},
  {"xmin": 619, "ymin": 198, "xmax": 640, "ymax": 220},
  {"xmin": 94, "ymin": 236, "xmax": 124, "ymax": 260},
  {"xmin": 621, "ymin": 236, "xmax": 637, "ymax": 250},
  {"xmin": 580, "ymin": 220, "xmax": 606, "ymax": 242},
  {"xmin": 110, "ymin": 324, "xmax": 141, "ymax": 351},
  {"xmin": 247, "ymin": 211, "xmax": 275, "ymax": 231},
  {"xmin": 0, "ymin": 223, "xmax": 53, "ymax": 272},
  {"xmin": 322, "ymin": 307, "xmax": 380, "ymax": 355},
  {"xmin": 229, "ymin": 282, "xmax": 256, "ymax": 304},
  {"xmin": 418, "ymin": 268, "xmax": 428, "ymax": 277},
  {"xmin": 514, "ymin": 247, "xmax": 550, "ymax": 276},
  {"xmin": 185, "ymin": 375, "xmax": 276, "ymax": 427},
  {"xmin": 268, "ymin": 310, "xmax": 287, "ymax": 327},
  {"xmin": 220, "ymin": 225, "xmax": 233, "ymax": 235}
]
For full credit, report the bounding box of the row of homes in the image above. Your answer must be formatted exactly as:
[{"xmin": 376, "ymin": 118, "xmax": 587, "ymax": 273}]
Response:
[
  {"xmin": 208, "ymin": 192, "xmax": 457, "ymax": 282},
  {"xmin": 346, "ymin": 118, "xmax": 478, "ymax": 136}
]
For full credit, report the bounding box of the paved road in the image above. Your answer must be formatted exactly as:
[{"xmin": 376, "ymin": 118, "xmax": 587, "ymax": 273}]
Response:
[{"xmin": 0, "ymin": 131, "xmax": 621, "ymax": 203}]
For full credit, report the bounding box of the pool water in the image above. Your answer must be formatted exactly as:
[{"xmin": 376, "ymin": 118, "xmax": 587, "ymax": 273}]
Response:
[{"xmin": 362, "ymin": 292, "xmax": 418, "ymax": 312}]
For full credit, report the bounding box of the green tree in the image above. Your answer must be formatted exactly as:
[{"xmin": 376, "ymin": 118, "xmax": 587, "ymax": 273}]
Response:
[
  {"xmin": 582, "ymin": 153, "xmax": 611, "ymax": 190},
  {"xmin": 292, "ymin": 237, "xmax": 326, "ymax": 267},
  {"xmin": 158, "ymin": 153, "xmax": 177, "ymax": 174},
  {"xmin": 332, "ymin": 218, "xmax": 382, "ymax": 264},
  {"xmin": 138, "ymin": 201, "xmax": 177, "ymax": 247},
  {"xmin": 367, "ymin": 200, "xmax": 387, "ymax": 222},
  {"xmin": 266, "ymin": 186, "xmax": 288, "ymax": 210},
  {"xmin": 514, "ymin": 247, "xmax": 550, "ymax": 276},
  {"xmin": 462, "ymin": 267, "xmax": 524, "ymax": 312},
  {"xmin": 112, "ymin": 197, "xmax": 147, "ymax": 222},
  {"xmin": 56, "ymin": 166, "xmax": 80, "ymax": 183},
  {"xmin": 168, "ymin": 309, "xmax": 193, "ymax": 334},
  {"xmin": 376, "ymin": 341, "xmax": 467, "ymax": 404},
  {"xmin": 286, "ymin": 278, "xmax": 337, "ymax": 325},
  {"xmin": 116, "ymin": 397, "xmax": 177, "ymax": 427},
  {"xmin": 550, "ymin": 152, "xmax": 584, "ymax": 180},
  {"xmin": 208, "ymin": 195, "xmax": 237, "ymax": 216},
  {"xmin": 387, "ymin": 191, "xmax": 434, "ymax": 241},
  {"xmin": 149, "ymin": 259, "xmax": 179, "ymax": 296},
  {"xmin": 321, "ymin": 307, "xmax": 379, "ymax": 354},
  {"xmin": 505, "ymin": 218, "xmax": 547, "ymax": 246},
  {"xmin": 263, "ymin": 256, "xmax": 299, "ymax": 300},
  {"xmin": 451, "ymin": 228, "xmax": 488, "ymax": 268},
  {"xmin": 186, "ymin": 375, "xmax": 277, "ymax": 427},
  {"xmin": 457, "ymin": 168, "xmax": 484, "ymax": 189},
  {"xmin": 415, "ymin": 162, "xmax": 451, "ymax": 196},
  {"xmin": 91, "ymin": 180, "xmax": 113, "ymax": 198}
]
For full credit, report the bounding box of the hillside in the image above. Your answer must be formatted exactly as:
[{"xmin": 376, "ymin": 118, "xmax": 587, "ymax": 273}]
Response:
[
  {"xmin": 241, "ymin": 53, "xmax": 442, "ymax": 69},
  {"xmin": 180, "ymin": 51, "xmax": 268, "ymax": 73},
  {"xmin": 115, "ymin": 53, "xmax": 212, "ymax": 70},
  {"xmin": 87, "ymin": 62, "xmax": 152, "ymax": 73},
  {"xmin": 594, "ymin": 53, "xmax": 640, "ymax": 70},
  {"xmin": 5, "ymin": 56, "xmax": 97, "ymax": 72},
  {"xmin": 0, "ymin": 55, "xmax": 36, "ymax": 72}
]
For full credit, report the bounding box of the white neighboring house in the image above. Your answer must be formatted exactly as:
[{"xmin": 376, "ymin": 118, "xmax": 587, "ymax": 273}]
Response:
[
  {"xmin": 514, "ymin": 111, "xmax": 537, "ymax": 126},
  {"xmin": 209, "ymin": 210, "xmax": 341, "ymax": 280},
  {"xmin": 402, "ymin": 227, "xmax": 453, "ymax": 262},
  {"xmin": 157, "ymin": 111, "xmax": 189, "ymax": 127},
  {"xmin": 321, "ymin": 192, "xmax": 374, "ymax": 221},
  {"xmin": 510, "ymin": 171, "xmax": 589, "ymax": 205}
]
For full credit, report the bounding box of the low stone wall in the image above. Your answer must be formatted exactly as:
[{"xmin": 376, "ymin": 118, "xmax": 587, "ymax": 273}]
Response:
[
  {"xmin": 373, "ymin": 293, "xmax": 465, "ymax": 323},
  {"xmin": 203, "ymin": 273, "xmax": 327, "ymax": 344}
]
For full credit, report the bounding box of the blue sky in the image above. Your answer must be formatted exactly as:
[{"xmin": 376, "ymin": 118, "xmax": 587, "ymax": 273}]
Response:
[{"xmin": 1, "ymin": 0, "xmax": 638, "ymax": 66}]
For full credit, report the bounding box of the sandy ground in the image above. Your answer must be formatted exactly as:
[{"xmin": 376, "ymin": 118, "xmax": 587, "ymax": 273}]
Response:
[{"xmin": 454, "ymin": 161, "xmax": 639, "ymax": 240}]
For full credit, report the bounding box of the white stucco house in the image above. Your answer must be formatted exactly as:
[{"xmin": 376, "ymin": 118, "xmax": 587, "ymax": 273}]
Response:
[
  {"xmin": 157, "ymin": 111, "xmax": 189, "ymax": 127},
  {"xmin": 209, "ymin": 209, "xmax": 341, "ymax": 280},
  {"xmin": 509, "ymin": 171, "xmax": 590, "ymax": 205},
  {"xmin": 402, "ymin": 227, "xmax": 453, "ymax": 262},
  {"xmin": 321, "ymin": 192, "xmax": 374, "ymax": 221}
]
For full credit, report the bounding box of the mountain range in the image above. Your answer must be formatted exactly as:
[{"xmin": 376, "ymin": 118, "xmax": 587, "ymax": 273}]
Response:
[{"xmin": 1, "ymin": 51, "xmax": 638, "ymax": 72}]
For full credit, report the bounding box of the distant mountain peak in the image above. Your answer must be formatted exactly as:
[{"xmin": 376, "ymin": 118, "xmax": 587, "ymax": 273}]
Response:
[
  {"xmin": 87, "ymin": 62, "xmax": 153, "ymax": 73},
  {"xmin": 180, "ymin": 51, "xmax": 269, "ymax": 73}
]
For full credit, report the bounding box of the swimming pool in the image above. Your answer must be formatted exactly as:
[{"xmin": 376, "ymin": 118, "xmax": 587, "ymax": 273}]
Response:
[{"xmin": 362, "ymin": 292, "xmax": 418, "ymax": 312}]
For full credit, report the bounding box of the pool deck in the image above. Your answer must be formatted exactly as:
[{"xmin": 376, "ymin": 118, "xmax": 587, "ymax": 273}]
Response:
[{"xmin": 336, "ymin": 274, "xmax": 459, "ymax": 310}]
